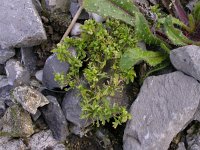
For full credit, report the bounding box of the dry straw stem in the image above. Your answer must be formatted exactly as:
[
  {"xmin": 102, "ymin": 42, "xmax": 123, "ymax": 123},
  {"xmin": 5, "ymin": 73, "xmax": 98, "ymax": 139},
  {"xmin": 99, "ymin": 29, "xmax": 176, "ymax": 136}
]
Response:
[{"xmin": 60, "ymin": 5, "xmax": 83, "ymax": 43}]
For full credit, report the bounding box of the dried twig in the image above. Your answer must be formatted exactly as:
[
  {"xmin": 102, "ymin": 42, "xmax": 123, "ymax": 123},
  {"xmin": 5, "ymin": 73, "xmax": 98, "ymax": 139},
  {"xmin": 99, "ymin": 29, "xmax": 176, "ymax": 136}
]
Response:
[{"xmin": 60, "ymin": 5, "xmax": 83, "ymax": 43}]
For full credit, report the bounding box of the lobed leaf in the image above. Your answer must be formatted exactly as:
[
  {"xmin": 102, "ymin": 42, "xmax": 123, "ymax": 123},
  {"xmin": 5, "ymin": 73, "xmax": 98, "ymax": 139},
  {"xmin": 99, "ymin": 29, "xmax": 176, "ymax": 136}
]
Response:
[{"xmin": 120, "ymin": 47, "xmax": 167, "ymax": 70}]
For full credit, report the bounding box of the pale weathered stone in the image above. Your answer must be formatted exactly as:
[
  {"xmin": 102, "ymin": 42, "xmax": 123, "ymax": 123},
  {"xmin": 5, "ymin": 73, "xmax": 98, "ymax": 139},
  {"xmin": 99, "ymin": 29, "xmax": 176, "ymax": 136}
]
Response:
[
  {"xmin": 13, "ymin": 86, "xmax": 49, "ymax": 114},
  {"xmin": 28, "ymin": 130, "xmax": 66, "ymax": 150}
]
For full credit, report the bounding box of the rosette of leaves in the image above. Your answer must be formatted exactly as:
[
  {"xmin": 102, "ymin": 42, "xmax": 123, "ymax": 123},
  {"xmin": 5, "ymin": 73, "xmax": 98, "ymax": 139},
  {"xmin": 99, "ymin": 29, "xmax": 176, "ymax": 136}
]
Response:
[{"xmin": 52, "ymin": 19, "xmax": 166, "ymax": 128}]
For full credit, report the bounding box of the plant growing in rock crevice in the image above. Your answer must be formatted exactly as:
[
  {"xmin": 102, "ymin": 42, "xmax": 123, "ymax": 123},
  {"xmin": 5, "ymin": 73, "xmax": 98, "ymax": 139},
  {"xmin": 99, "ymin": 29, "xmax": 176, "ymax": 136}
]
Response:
[
  {"xmin": 53, "ymin": 19, "xmax": 166, "ymax": 128},
  {"xmin": 83, "ymin": 0, "xmax": 200, "ymax": 78}
]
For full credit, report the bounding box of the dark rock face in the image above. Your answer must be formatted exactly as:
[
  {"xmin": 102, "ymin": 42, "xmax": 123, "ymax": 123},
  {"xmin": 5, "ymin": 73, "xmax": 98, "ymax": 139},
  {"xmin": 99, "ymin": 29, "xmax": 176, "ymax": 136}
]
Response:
[
  {"xmin": 123, "ymin": 71, "xmax": 200, "ymax": 150},
  {"xmin": 0, "ymin": 0, "xmax": 46, "ymax": 48},
  {"xmin": 21, "ymin": 47, "xmax": 37, "ymax": 75},
  {"xmin": 42, "ymin": 54, "xmax": 70, "ymax": 89},
  {"xmin": 170, "ymin": 45, "xmax": 200, "ymax": 81},
  {"xmin": 5, "ymin": 59, "xmax": 30, "ymax": 86},
  {"xmin": 41, "ymin": 96, "xmax": 69, "ymax": 141}
]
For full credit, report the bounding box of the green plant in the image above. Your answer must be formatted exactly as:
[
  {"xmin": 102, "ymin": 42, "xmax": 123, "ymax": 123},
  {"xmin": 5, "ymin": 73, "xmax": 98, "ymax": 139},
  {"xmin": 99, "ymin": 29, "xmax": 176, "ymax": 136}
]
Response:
[
  {"xmin": 83, "ymin": 0, "xmax": 200, "ymax": 78},
  {"xmin": 53, "ymin": 19, "xmax": 166, "ymax": 128}
]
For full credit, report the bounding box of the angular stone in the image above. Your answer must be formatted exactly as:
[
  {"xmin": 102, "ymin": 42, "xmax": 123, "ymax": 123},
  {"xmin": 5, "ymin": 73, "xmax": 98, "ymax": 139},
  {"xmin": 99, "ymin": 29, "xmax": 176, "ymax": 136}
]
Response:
[
  {"xmin": 170, "ymin": 45, "xmax": 200, "ymax": 81},
  {"xmin": 123, "ymin": 71, "xmax": 200, "ymax": 150},
  {"xmin": 0, "ymin": 137, "xmax": 26, "ymax": 150},
  {"xmin": 0, "ymin": 101, "xmax": 6, "ymax": 118},
  {"xmin": 2, "ymin": 105, "xmax": 34, "ymax": 137},
  {"xmin": 62, "ymin": 89, "xmax": 91, "ymax": 136},
  {"xmin": 41, "ymin": 96, "xmax": 69, "ymax": 141},
  {"xmin": 5, "ymin": 59, "xmax": 30, "ymax": 86},
  {"xmin": 0, "ymin": 0, "xmax": 47, "ymax": 48},
  {"xmin": 13, "ymin": 86, "xmax": 49, "ymax": 114},
  {"xmin": 0, "ymin": 47, "xmax": 15, "ymax": 64},
  {"xmin": 42, "ymin": 54, "xmax": 70, "ymax": 89},
  {"xmin": 69, "ymin": 2, "xmax": 89, "ymax": 20},
  {"xmin": 45, "ymin": 0, "xmax": 70, "ymax": 12},
  {"xmin": 28, "ymin": 130, "xmax": 66, "ymax": 150},
  {"xmin": 177, "ymin": 142, "xmax": 186, "ymax": 150},
  {"xmin": 0, "ymin": 76, "xmax": 13, "ymax": 107},
  {"xmin": 35, "ymin": 70, "xmax": 43, "ymax": 82},
  {"xmin": 21, "ymin": 47, "xmax": 37, "ymax": 75}
]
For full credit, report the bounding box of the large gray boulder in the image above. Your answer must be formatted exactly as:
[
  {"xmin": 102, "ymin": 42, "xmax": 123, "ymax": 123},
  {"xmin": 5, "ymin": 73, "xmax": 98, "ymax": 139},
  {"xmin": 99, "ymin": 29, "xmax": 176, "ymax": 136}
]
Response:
[
  {"xmin": 42, "ymin": 54, "xmax": 70, "ymax": 89},
  {"xmin": 41, "ymin": 96, "xmax": 69, "ymax": 141},
  {"xmin": 170, "ymin": 45, "xmax": 200, "ymax": 81},
  {"xmin": 0, "ymin": 0, "xmax": 46, "ymax": 48},
  {"xmin": 123, "ymin": 71, "xmax": 200, "ymax": 150},
  {"xmin": 28, "ymin": 130, "xmax": 66, "ymax": 150},
  {"xmin": 12, "ymin": 86, "xmax": 49, "ymax": 114}
]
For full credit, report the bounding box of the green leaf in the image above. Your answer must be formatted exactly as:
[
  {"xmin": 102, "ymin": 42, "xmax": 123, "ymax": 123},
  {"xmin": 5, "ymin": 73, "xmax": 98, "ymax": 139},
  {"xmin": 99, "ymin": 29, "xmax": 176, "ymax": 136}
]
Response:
[
  {"xmin": 192, "ymin": 1, "xmax": 200, "ymax": 23},
  {"xmin": 135, "ymin": 13, "xmax": 163, "ymax": 45},
  {"xmin": 83, "ymin": 0, "xmax": 139, "ymax": 26},
  {"xmin": 164, "ymin": 16, "xmax": 193, "ymax": 46},
  {"xmin": 120, "ymin": 47, "xmax": 167, "ymax": 70}
]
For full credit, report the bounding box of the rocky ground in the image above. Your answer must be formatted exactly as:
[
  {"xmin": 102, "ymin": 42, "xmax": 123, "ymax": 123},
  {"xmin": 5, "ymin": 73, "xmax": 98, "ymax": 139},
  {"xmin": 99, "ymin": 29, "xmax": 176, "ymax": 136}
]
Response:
[{"xmin": 0, "ymin": 0, "xmax": 200, "ymax": 150}]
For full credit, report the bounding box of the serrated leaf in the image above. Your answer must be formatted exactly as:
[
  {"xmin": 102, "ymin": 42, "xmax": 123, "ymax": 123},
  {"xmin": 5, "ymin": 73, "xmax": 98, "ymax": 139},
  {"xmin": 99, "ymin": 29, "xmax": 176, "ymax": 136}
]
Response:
[
  {"xmin": 164, "ymin": 16, "xmax": 193, "ymax": 46},
  {"xmin": 120, "ymin": 48, "xmax": 167, "ymax": 70},
  {"xmin": 83, "ymin": 0, "xmax": 139, "ymax": 26},
  {"xmin": 135, "ymin": 13, "xmax": 162, "ymax": 45}
]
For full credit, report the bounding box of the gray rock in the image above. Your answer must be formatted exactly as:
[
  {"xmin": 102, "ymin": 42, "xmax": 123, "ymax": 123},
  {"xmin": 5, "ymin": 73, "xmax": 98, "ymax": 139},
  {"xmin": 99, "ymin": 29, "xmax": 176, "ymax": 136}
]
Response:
[
  {"xmin": 21, "ymin": 47, "xmax": 37, "ymax": 75},
  {"xmin": 5, "ymin": 59, "xmax": 30, "ymax": 86},
  {"xmin": 123, "ymin": 71, "xmax": 200, "ymax": 150},
  {"xmin": 33, "ymin": 0, "xmax": 43, "ymax": 15},
  {"xmin": 62, "ymin": 89, "xmax": 91, "ymax": 136},
  {"xmin": 28, "ymin": 130, "xmax": 66, "ymax": 150},
  {"xmin": 69, "ymin": 2, "xmax": 89, "ymax": 19},
  {"xmin": 35, "ymin": 70, "xmax": 43, "ymax": 82},
  {"xmin": 45, "ymin": 0, "xmax": 70, "ymax": 12},
  {"xmin": 0, "ymin": 76, "xmax": 13, "ymax": 107},
  {"xmin": 170, "ymin": 45, "xmax": 200, "ymax": 81},
  {"xmin": 70, "ymin": 23, "xmax": 82, "ymax": 36},
  {"xmin": 42, "ymin": 54, "xmax": 70, "ymax": 89},
  {"xmin": 0, "ymin": 101, "xmax": 6, "ymax": 118},
  {"xmin": 177, "ymin": 142, "xmax": 186, "ymax": 150},
  {"xmin": 0, "ymin": 47, "xmax": 15, "ymax": 64},
  {"xmin": 2, "ymin": 105, "xmax": 34, "ymax": 137},
  {"xmin": 0, "ymin": 76, "xmax": 9, "ymax": 88},
  {"xmin": 31, "ymin": 110, "xmax": 41, "ymax": 121},
  {"xmin": 0, "ymin": 137, "xmax": 26, "ymax": 150},
  {"xmin": 186, "ymin": 131, "xmax": 200, "ymax": 150},
  {"xmin": 41, "ymin": 96, "xmax": 69, "ymax": 141},
  {"xmin": 0, "ymin": 0, "xmax": 47, "ymax": 49},
  {"xmin": 90, "ymin": 13, "xmax": 105, "ymax": 22},
  {"xmin": 13, "ymin": 86, "xmax": 49, "ymax": 114}
]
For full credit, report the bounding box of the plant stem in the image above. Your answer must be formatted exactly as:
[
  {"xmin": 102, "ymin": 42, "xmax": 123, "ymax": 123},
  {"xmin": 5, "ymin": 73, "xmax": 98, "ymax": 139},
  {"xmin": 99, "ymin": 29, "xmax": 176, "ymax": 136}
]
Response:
[{"xmin": 60, "ymin": 5, "xmax": 83, "ymax": 43}]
